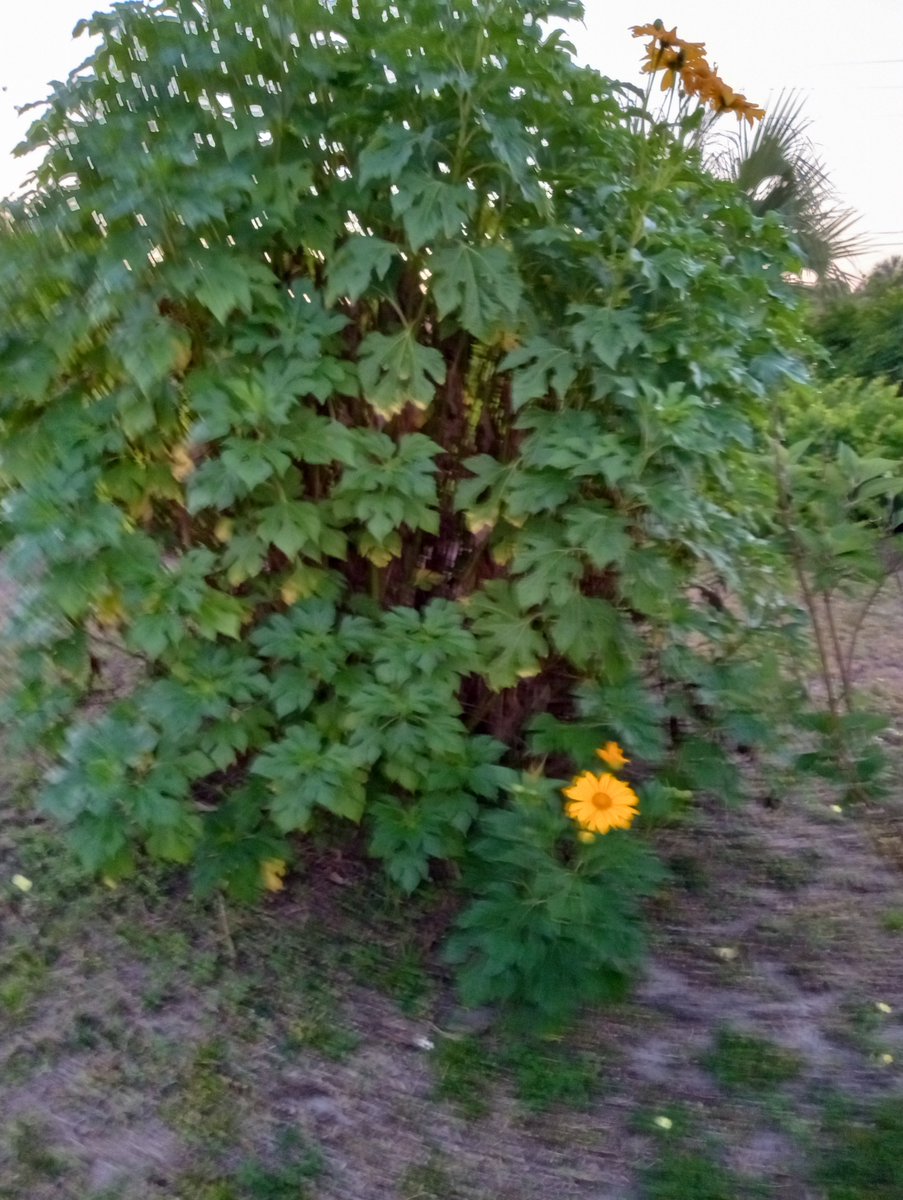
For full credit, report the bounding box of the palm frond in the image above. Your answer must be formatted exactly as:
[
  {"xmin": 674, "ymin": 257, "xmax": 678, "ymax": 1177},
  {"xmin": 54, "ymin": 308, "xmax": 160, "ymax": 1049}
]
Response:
[{"xmin": 702, "ymin": 89, "xmax": 864, "ymax": 282}]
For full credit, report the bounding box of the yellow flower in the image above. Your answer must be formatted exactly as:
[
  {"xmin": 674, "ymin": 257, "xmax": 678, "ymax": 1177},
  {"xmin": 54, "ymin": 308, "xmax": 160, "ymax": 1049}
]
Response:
[
  {"xmin": 94, "ymin": 589, "xmax": 125, "ymax": 629},
  {"xmin": 596, "ymin": 741, "xmax": 630, "ymax": 771},
  {"xmin": 631, "ymin": 21, "xmax": 679, "ymax": 43},
  {"xmin": 11, "ymin": 874, "xmax": 33, "ymax": 893},
  {"xmin": 170, "ymin": 444, "xmax": 195, "ymax": 482},
  {"xmin": 726, "ymin": 95, "xmax": 766, "ymax": 126},
  {"xmin": 637, "ymin": 23, "xmax": 707, "ymax": 89},
  {"xmin": 563, "ymin": 772, "xmax": 639, "ymax": 835},
  {"xmin": 261, "ymin": 859, "xmax": 287, "ymax": 892}
]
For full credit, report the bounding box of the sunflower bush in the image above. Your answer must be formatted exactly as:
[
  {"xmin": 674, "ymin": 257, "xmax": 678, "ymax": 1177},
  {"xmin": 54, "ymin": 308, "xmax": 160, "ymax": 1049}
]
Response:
[{"xmin": 0, "ymin": 0, "xmax": 805, "ymax": 1021}]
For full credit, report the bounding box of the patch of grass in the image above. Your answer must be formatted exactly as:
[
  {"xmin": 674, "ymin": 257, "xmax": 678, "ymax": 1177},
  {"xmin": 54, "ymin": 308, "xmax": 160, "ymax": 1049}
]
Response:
[
  {"xmin": 283, "ymin": 992, "xmax": 360, "ymax": 1062},
  {"xmin": 399, "ymin": 1153, "xmax": 464, "ymax": 1200},
  {"xmin": 432, "ymin": 1032, "xmax": 601, "ymax": 1118},
  {"xmin": 235, "ymin": 1131, "xmax": 322, "ymax": 1199},
  {"xmin": 432, "ymin": 1036, "xmax": 495, "ymax": 1119},
  {"xmin": 366, "ymin": 943, "xmax": 432, "ymax": 1016},
  {"xmin": 703, "ymin": 1027, "xmax": 803, "ymax": 1095},
  {"xmin": 0, "ymin": 945, "xmax": 48, "ymax": 1019},
  {"xmin": 172, "ymin": 1129, "xmax": 322, "ymax": 1200},
  {"xmin": 835, "ymin": 999, "xmax": 898, "ymax": 1057},
  {"xmin": 162, "ymin": 1038, "xmax": 241, "ymax": 1148},
  {"xmin": 501, "ymin": 1040, "xmax": 601, "ymax": 1113},
  {"xmin": 817, "ymin": 1096, "xmax": 903, "ymax": 1199},
  {"xmin": 338, "ymin": 892, "xmax": 435, "ymax": 1017},
  {"xmin": 1, "ymin": 1117, "xmax": 71, "ymax": 1188},
  {"xmin": 642, "ymin": 1148, "xmax": 770, "ymax": 1200},
  {"xmin": 881, "ymin": 909, "xmax": 903, "ymax": 934}
]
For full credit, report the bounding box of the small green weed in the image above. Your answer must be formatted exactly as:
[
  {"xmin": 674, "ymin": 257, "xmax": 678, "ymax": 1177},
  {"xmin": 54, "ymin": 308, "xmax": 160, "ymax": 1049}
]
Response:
[
  {"xmin": 703, "ymin": 1027, "xmax": 803, "ymax": 1095},
  {"xmin": 0, "ymin": 946, "xmax": 48, "ymax": 1019},
  {"xmin": 816, "ymin": 1096, "xmax": 903, "ymax": 1199},
  {"xmin": 643, "ymin": 1148, "xmax": 770, "ymax": 1200},
  {"xmin": 881, "ymin": 909, "xmax": 903, "ymax": 934}
]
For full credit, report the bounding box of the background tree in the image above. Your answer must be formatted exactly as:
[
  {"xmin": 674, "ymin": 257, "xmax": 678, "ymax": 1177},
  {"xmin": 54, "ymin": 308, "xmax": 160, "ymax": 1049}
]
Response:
[
  {"xmin": 809, "ymin": 257, "xmax": 903, "ymax": 391},
  {"xmin": 704, "ymin": 91, "xmax": 863, "ymax": 284}
]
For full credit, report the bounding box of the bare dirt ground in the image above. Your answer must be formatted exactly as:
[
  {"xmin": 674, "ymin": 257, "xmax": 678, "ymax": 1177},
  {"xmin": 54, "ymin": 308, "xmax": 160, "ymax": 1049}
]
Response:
[{"xmin": 2, "ymin": 578, "xmax": 903, "ymax": 1199}]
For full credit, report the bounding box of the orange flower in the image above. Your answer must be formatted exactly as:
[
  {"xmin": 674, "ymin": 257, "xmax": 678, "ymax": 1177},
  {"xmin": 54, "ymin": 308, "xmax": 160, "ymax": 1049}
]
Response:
[
  {"xmin": 638, "ymin": 29, "xmax": 707, "ymax": 89},
  {"xmin": 726, "ymin": 94, "xmax": 766, "ymax": 125},
  {"xmin": 704, "ymin": 73, "xmax": 738, "ymax": 112},
  {"xmin": 563, "ymin": 772, "xmax": 640, "ymax": 836},
  {"xmin": 632, "ymin": 21, "xmax": 764, "ymax": 123},
  {"xmin": 596, "ymin": 742, "xmax": 630, "ymax": 771},
  {"xmin": 681, "ymin": 59, "xmax": 718, "ymax": 100}
]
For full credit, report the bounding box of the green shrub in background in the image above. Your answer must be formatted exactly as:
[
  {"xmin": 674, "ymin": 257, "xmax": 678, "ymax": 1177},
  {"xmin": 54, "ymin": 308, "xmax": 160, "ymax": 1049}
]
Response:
[
  {"xmin": 782, "ymin": 375, "xmax": 903, "ymax": 464},
  {"xmin": 808, "ymin": 261, "xmax": 903, "ymax": 393},
  {"xmin": 0, "ymin": 1, "xmax": 806, "ymax": 1021}
]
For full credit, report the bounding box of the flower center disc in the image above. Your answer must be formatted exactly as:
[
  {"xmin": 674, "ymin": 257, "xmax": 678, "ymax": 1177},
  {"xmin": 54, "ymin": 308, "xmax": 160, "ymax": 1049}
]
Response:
[{"xmin": 591, "ymin": 791, "xmax": 613, "ymax": 812}]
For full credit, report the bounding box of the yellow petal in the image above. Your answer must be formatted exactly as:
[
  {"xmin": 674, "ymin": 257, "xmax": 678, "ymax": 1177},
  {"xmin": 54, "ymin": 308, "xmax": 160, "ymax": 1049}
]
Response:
[
  {"xmin": 214, "ymin": 517, "xmax": 234, "ymax": 544},
  {"xmin": 596, "ymin": 741, "xmax": 630, "ymax": 771},
  {"xmin": 170, "ymin": 445, "xmax": 195, "ymax": 482},
  {"xmin": 11, "ymin": 874, "xmax": 32, "ymax": 893},
  {"xmin": 95, "ymin": 590, "xmax": 126, "ymax": 629},
  {"xmin": 261, "ymin": 859, "xmax": 287, "ymax": 892}
]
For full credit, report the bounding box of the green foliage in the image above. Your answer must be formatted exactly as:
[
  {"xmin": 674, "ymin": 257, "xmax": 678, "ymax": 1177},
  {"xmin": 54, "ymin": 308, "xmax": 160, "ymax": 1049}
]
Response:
[
  {"xmin": 773, "ymin": 393, "xmax": 893, "ymax": 797},
  {"xmin": 445, "ymin": 777, "xmax": 665, "ymax": 1024},
  {"xmin": 432, "ymin": 1029, "xmax": 600, "ymax": 1116},
  {"xmin": 702, "ymin": 1027, "xmax": 803, "ymax": 1095},
  {"xmin": 433, "ymin": 1036, "xmax": 495, "ymax": 1119},
  {"xmin": 0, "ymin": 0, "xmax": 807, "ymax": 1018},
  {"xmin": 502, "ymin": 1039, "xmax": 600, "ymax": 1113},
  {"xmin": 810, "ymin": 262, "xmax": 903, "ymax": 391},
  {"xmin": 234, "ymin": 1132, "xmax": 323, "ymax": 1200},
  {"xmin": 643, "ymin": 1148, "xmax": 770, "ymax": 1200},
  {"xmin": 816, "ymin": 1097, "xmax": 903, "ymax": 1200},
  {"xmin": 782, "ymin": 375, "xmax": 903, "ymax": 464}
]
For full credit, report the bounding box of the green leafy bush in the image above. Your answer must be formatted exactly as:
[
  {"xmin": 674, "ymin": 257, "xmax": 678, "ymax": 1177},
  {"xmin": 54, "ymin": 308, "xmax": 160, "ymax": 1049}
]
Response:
[
  {"xmin": 782, "ymin": 375, "xmax": 903, "ymax": 464},
  {"xmin": 0, "ymin": 0, "xmax": 804, "ymax": 1018},
  {"xmin": 809, "ymin": 261, "xmax": 903, "ymax": 392}
]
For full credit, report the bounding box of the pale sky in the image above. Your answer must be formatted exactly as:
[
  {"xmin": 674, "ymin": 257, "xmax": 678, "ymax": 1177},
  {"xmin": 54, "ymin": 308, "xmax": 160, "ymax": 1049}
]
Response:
[{"xmin": 1, "ymin": 1, "xmax": 901, "ymax": 276}]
